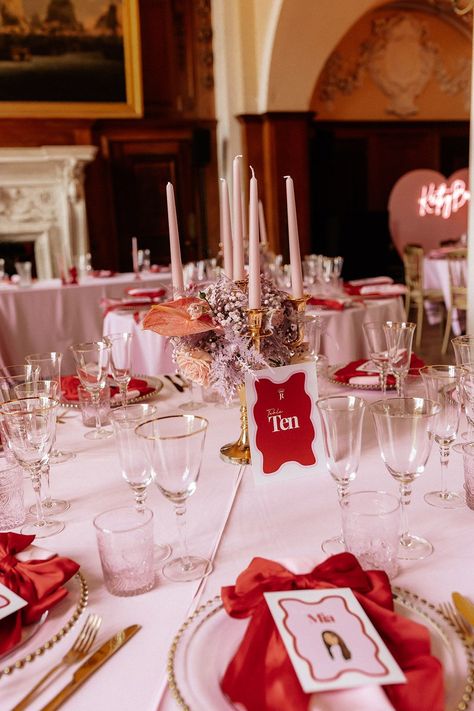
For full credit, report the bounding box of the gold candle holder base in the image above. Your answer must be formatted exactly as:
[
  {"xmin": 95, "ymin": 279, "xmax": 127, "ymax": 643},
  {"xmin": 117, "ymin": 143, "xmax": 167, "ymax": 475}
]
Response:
[
  {"xmin": 220, "ymin": 386, "xmax": 251, "ymax": 465},
  {"xmin": 287, "ymin": 294, "xmax": 310, "ymax": 348}
]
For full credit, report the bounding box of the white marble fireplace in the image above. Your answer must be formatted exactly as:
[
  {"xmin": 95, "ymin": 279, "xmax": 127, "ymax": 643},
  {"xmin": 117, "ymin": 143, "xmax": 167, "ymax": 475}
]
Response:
[{"xmin": 0, "ymin": 146, "xmax": 97, "ymax": 279}]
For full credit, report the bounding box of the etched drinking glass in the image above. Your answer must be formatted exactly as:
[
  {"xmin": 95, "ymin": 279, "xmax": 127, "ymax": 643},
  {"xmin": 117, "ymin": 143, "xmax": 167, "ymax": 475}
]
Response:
[
  {"xmin": 452, "ymin": 336, "xmax": 474, "ymax": 442},
  {"xmin": 135, "ymin": 414, "xmax": 210, "ymax": 582},
  {"xmin": 369, "ymin": 398, "xmax": 440, "ymax": 560},
  {"xmin": 383, "ymin": 321, "xmax": 416, "ymax": 397},
  {"xmin": 316, "ymin": 395, "xmax": 366, "ymax": 554},
  {"xmin": 25, "ymin": 351, "xmax": 75, "ymax": 463},
  {"xmin": 70, "ymin": 341, "xmax": 112, "ymax": 440},
  {"xmin": 14, "ymin": 379, "xmax": 70, "ymax": 515},
  {"xmin": 104, "ymin": 333, "xmax": 133, "ymax": 408},
  {"xmin": 420, "ymin": 365, "xmax": 465, "ymax": 508},
  {"xmin": 0, "ymin": 396, "xmax": 64, "ymax": 537}
]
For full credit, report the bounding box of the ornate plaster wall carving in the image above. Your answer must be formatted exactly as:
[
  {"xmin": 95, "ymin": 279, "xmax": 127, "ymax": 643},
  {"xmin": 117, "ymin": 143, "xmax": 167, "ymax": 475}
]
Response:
[{"xmin": 318, "ymin": 12, "xmax": 470, "ymax": 117}]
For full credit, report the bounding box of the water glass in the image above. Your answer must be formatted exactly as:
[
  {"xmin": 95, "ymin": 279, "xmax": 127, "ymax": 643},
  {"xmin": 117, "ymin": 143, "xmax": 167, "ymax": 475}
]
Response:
[
  {"xmin": 341, "ymin": 491, "xmax": 400, "ymax": 579},
  {"xmin": 383, "ymin": 321, "xmax": 416, "ymax": 396},
  {"xmin": 70, "ymin": 341, "xmax": 112, "ymax": 440},
  {"xmin": 462, "ymin": 442, "xmax": 474, "ymax": 510},
  {"xmin": 0, "ymin": 462, "xmax": 25, "ymax": 530},
  {"xmin": 362, "ymin": 322, "xmax": 390, "ymax": 395},
  {"xmin": 14, "ymin": 261, "xmax": 32, "ymax": 287},
  {"xmin": 78, "ymin": 385, "xmax": 111, "ymax": 428},
  {"xmin": 94, "ymin": 506, "xmax": 155, "ymax": 597}
]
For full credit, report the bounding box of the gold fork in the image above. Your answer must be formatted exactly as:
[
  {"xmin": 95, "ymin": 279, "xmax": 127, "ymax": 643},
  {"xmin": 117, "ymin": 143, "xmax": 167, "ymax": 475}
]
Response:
[
  {"xmin": 12, "ymin": 613, "xmax": 102, "ymax": 711},
  {"xmin": 439, "ymin": 602, "xmax": 474, "ymax": 646}
]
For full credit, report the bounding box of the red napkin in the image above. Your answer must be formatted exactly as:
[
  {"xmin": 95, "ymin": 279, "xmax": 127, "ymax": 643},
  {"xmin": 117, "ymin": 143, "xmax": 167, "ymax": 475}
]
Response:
[
  {"xmin": 61, "ymin": 375, "xmax": 155, "ymax": 402},
  {"xmin": 126, "ymin": 288, "xmax": 166, "ymax": 299},
  {"xmin": 307, "ymin": 298, "xmax": 345, "ymax": 311},
  {"xmin": 220, "ymin": 554, "xmax": 443, "ymax": 711},
  {"xmin": 332, "ymin": 354, "xmax": 425, "ymax": 386},
  {"xmin": 344, "ymin": 283, "xmax": 406, "ymax": 297},
  {"xmin": 100, "ymin": 297, "xmax": 165, "ymax": 318},
  {"xmin": 0, "ymin": 533, "xmax": 80, "ymax": 655},
  {"xmin": 91, "ymin": 270, "xmax": 116, "ymax": 278}
]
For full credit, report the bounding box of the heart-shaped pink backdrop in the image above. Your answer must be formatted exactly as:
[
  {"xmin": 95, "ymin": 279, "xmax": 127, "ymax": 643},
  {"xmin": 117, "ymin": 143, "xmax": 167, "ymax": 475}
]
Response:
[{"xmin": 388, "ymin": 168, "xmax": 469, "ymax": 256}]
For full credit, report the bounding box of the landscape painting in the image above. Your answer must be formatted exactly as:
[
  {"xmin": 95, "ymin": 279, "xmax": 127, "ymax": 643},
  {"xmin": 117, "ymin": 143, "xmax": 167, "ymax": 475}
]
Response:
[{"xmin": 0, "ymin": 0, "xmax": 142, "ymax": 116}]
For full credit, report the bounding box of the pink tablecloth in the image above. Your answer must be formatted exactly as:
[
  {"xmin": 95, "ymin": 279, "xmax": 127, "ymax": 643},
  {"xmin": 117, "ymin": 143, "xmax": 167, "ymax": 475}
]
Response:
[
  {"xmin": 1, "ymin": 375, "xmax": 472, "ymax": 710},
  {"xmin": 0, "ymin": 272, "xmax": 170, "ymax": 372},
  {"xmin": 309, "ymin": 297, "xmax": 406, "ymax": 364}
]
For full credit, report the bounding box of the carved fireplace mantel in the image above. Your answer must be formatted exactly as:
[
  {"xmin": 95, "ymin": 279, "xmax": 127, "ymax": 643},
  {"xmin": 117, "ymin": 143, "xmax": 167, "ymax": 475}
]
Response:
[{"xmin": 0, "ymin": 146, "xmax": 97, "ymax": 278}]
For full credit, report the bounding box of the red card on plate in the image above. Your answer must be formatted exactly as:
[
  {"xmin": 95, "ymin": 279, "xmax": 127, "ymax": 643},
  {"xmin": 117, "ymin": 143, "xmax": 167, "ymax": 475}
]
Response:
[{"xmin": 245, "ymin": 363, "xmax": 326, "ymax": 482}]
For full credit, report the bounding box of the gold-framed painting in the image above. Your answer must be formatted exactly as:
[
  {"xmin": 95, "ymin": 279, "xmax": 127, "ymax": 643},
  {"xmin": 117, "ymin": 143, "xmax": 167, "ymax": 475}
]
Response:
[{"xmin": 0, "ymin": 0, "xmax": 143, "ymax": 118}]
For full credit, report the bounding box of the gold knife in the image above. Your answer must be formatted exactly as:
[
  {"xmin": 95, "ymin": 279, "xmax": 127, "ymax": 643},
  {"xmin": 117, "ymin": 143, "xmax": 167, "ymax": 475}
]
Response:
[
  {"xmin": 38, "ymin": 625, "xmax": 141, "ymax": 711},
  {"xmin": 452, "ymin": 591, "xmax": 474, "ymax": 627}
]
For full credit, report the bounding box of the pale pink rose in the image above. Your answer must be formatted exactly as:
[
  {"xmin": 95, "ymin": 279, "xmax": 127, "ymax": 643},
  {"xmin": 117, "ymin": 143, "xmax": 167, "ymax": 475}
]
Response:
[{"xmin": 176, "ymin": 348, "xmax": 212, "ymax": 386}]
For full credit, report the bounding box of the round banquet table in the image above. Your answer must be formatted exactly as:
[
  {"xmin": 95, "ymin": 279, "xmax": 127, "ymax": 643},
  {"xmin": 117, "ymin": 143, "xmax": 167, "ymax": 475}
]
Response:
[
  {"xmin": 0, "ymin": 272, "xmax": 171, "ymax": 372},
  {"xmin": 2, "ymin": 376, "xmax": 474, "ymax": 710},
  {"xmin": 309, "ymin": 297, "xmax": 406, "ymax": 363}
]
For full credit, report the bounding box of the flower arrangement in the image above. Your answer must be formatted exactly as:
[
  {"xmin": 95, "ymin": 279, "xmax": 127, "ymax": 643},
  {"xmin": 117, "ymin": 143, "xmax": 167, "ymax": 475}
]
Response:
[{"xmin": 142, "ymin": 275, "xmax": 300, "ymax": 402}]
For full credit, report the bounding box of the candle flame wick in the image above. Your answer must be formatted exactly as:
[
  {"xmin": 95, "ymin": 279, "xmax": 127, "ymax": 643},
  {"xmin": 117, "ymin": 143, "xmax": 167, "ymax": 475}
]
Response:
[
  {"xmin": 250, "ymin": 166, "xmax": 255, "ymax": 178},
  {"xmin": 284, "ymin": 175, "xmax": 291, "ymax": 180}
]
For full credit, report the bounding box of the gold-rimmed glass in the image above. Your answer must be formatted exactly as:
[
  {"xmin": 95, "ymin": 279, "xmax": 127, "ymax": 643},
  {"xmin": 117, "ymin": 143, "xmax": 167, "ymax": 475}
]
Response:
[
  {"xmin": 104, "ymin": 332, "xmax": 133, "ymax": 408},
  {"xmin": 70, "ymin": 341, "xmax": 112, "ymax": 440},
  {"xmin": 0, "ymin": 396, "xmax": 64, "ymax": 538},
  {"xmin": 383, "ymin": 321, "xmax": 416, "ymax": 397},
  {"xmin": 452, "ymin": 335, "xmax": 474, "ymax": 442},
  {"xmin": 135, "ymin": 414, "xmax": 210, "ymax": 582}
]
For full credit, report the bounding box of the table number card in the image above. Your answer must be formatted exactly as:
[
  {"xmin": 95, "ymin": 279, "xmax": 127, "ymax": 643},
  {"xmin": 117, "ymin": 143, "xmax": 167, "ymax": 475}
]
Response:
[
  {"xmin": 0, "ymin": 582, "xmax": 27, "ymax": 622},
  {"xmin": 264, "ymin": 588, "xmax": 406, "ymax": 694},
  {"xmin": 245, "ymin": 362, "xmax": 325, "ymax": 482}
]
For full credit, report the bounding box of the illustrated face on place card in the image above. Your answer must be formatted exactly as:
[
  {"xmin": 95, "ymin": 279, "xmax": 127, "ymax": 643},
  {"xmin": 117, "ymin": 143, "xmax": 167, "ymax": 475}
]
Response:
[
  {"xmin": 264, "ymin": 588, "xmax": 406, "ymax": 693},
  {"xmin": 0, "ymin": 582, "xmax": 27, "ymax": 622},
  {"xmin": 245, "ymin": 362, "xmax": 325, "ymax": 482}
]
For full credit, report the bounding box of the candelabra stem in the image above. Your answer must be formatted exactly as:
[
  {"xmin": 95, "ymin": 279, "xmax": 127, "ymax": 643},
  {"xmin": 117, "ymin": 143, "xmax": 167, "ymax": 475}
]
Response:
[{"xmin": 220, "ymin": 386, "xmax": 251, "ymax": 465}]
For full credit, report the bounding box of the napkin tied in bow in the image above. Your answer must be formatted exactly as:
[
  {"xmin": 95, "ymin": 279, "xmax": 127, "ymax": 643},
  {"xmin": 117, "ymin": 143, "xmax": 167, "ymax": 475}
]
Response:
[
  {"xmin": 220, "ymin": 553, "xmax": 443, "ymax": 711},
  {"xmin": 0, "ymin": 532, "xmax": 80, "ymax": 655}
]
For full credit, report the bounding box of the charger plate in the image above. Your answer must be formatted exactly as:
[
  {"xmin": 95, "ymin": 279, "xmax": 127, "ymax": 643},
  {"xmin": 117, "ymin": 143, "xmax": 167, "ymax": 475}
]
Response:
[
  {"xmin": 0, "ymin": 571, "xmax": 88, "ymax": 679},
  {"xmin": 61, "ymin": 375, "xmax": 163, "ymax": 409},
  {"xmin": 328, "ymin": 365, "xmax": 395, "ymax": 391},
  {"xmin": 167, "ymin": 588, "xmax": 474, "ymax": 711}
]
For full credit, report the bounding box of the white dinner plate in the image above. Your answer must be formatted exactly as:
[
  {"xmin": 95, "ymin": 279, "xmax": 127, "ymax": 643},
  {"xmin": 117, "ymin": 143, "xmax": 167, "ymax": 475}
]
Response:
[{"xmin": 168, "ymin": 589, "xmax": 474, "ymax": 711}]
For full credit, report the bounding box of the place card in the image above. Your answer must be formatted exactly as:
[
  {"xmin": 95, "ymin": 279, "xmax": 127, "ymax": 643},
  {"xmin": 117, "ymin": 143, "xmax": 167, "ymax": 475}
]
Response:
[
  {"xmin": 245, "ymin": 362, "xmax": 325, "ymax": 482},
  {"xmin": 264, "ymin": 588, "xmax": 406, "ymax": 694},
  {"xmin": 0, "ymin": 582, "xmax": 27, "ymax": 622}
]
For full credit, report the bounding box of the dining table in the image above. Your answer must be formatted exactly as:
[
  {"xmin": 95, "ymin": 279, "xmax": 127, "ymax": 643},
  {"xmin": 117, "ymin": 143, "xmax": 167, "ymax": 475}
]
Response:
[
  {"xmin": 1, "ymin": 373, "xmax": 473, "ymax": 711},
  {"xmin": 0, "ymin": 271, "xmax": 171, "ymax": 373}
]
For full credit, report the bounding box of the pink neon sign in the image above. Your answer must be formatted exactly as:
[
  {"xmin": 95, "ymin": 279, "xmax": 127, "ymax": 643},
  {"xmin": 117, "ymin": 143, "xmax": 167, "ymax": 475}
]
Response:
[{"xmin": 418, "ymin": 179, "xmax": 470, "ymax": 219}]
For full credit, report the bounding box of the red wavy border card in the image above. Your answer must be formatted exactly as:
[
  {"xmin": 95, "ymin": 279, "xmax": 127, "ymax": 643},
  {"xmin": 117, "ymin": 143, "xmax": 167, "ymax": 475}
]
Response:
[
  {"xmin": 245, "ymin": 363, "xmax": 325, "ymax": 482},
  {"xmin": 264, "ymin": 588, "xmax": 406, "ymax": 693}
]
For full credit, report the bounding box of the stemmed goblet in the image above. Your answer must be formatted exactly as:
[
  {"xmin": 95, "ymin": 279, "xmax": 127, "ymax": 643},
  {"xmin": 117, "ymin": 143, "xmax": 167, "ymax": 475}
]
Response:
[
  {"xmin": 362, "ymin": 322, "xmax": 392, "ymax": 395},
  {"xmin": 0, "ymin": 364, "xmax": 39, "ymax": 462},
  {"xmin": 452, "ymin": 335, "xmax": 474, "ymax": 442},
  {"xmin": 70, "ymin": 341, "xmax": 112, "ymax": 440},
  {"xmin": 420, "ymin": 365, "xmax": 465, "ymax": 508},
  {"xmin": 0, "ymin": 396, "xmax": 64, "ymax": 537},
  {"xmin": 383, "ymin": 321, "xmax": 416, "ymax": 397},
  {"xmin": 316, "ymin": 395, "xmax": 366, "ymax": 553},
  {"xmin": 104, "ymin": 333, "xmax": 133, "ymax": 407},
  {"xmin": 14, "ymin": 379, "xmax": 70, "ymax": 514},
  {"xmin": 135, "ymin": 414, "xmax": 210, "ymax": 582},
  {"xmin": 25, "ymin": 351, "xmax": 76, "ymax": 463},
  {"xmin": 369, "ymin": 398, "xmax": 440, "ymax": 560}
]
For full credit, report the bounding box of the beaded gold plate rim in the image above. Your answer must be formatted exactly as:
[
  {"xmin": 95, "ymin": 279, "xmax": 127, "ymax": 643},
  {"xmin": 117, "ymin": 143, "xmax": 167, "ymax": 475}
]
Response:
[
  {"xmin": 167, "ymin": 588, "xmax": 474, "ymax": 711},
  {"xmin": 0, "ymin": 571, "xmax": 88, "ymax": 679},
  {"xmin": 60, "ymin": 375, "xmax": 164, "ymax": 409},
  {"xmin": 328, "ymin": 364, "xmax": 396, "ymax": 391}
]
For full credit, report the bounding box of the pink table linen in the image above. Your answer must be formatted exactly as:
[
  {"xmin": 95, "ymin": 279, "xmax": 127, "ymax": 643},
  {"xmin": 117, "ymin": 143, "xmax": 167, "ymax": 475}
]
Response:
[
  {"xmin": 1, "ymin": 377, "xmax": 472, "ymax": 710},
  {"xmin": 309, "ymin": 297, "xmax": 406, "ymax": 364},
  {"xmin": 0, "ymin": 272, "xmax": 171, "ymax": 372}
]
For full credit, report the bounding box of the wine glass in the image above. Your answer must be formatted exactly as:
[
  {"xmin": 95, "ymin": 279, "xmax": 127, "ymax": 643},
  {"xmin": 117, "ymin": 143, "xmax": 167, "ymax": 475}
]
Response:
[
  {"xmin": 383, "ymin": 321, "xmax": 416, "ymax": 397},
  {"xmin": 0, "ymin": 364, "xmax": 39, "ymax": 461},
  {"xmin": 177, "ymin": 371, "xmax": 207, "ymax": 411},
  {"xmin": 135, "ymin": 414, "xmax": 210, "ymax": 582},
  {"xmin": 104, "ymin": 333, "xmax": 133, "ymax": 407},
  {"xmin": 14, "ymin": 379, "xmax": 70, "ymax": 515},
  {"xmin": 362, "ymin": 322, "xmax": 392, "ymax": 395},
  {"xmin": 316, "ymin": 395, "xmax": 366, "ymax": 553},
  {"xmin": 452, "ymin": 335, "xmax": 474, "ymax": 441},
  {"xmin": 0, "ymin": 396, "xmax": 64, "ymax": 537},
  {"xmin": 70, "ymin": 341, "xmax": 112, "ymax": 440},
  {"xmin": 420, "ymin": 365, "xmax": 465, "ymax": 508},
  {"xmin": 25, "ymin": 351, "xmax": 75, "ymax": 463},
  {"xmin": 369, "ymin": 398, "xmax": 440, "ymax": 560}
]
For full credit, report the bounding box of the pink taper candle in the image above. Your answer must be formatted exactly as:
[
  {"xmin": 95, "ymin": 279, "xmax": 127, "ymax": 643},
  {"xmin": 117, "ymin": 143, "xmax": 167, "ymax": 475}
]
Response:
[
  {"xmin": 285, "ymin": 175, "xmax": 304, "ymax": 298},
  {"xmin": 232, "ymin": 156, "xmax": 245, "ymax": 280},
  {"xmin": 220, "ymin": 179, "xmax": 233, "ymax": 279},
  {"xmin": 166, "ymin": 182, "xmax": 185, "ymax": 295},
  {"xmin": 248, "ymin": 167, "xmax": 261, "ymax": 309},
  {"xmin": 131, "ymin": 236, "xmax": 138, "ymax": 273}
]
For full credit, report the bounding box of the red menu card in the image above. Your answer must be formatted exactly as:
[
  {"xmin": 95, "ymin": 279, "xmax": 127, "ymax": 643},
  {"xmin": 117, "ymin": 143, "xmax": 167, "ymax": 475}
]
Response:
[{"xmin": 245, "ymin": 363, "xmax": 325, "ymax": 483}]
